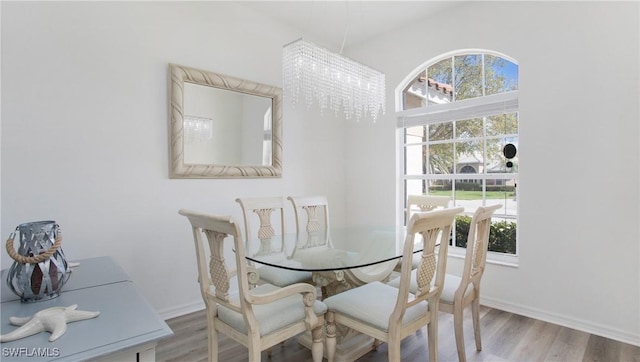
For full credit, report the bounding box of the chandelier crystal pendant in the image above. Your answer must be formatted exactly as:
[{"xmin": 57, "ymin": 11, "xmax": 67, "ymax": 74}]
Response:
[
  {"xmin": 282, "ymin": 39, "xmax": 385, "ymax": 122},
  {"xmin": 183, "ymin": 116, "xmax": 213, "ymax": 145}
]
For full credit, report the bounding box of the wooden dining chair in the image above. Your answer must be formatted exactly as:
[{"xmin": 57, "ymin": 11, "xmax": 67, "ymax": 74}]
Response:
[
  {"xmin": 388, "ymin": 204, "xmax": 501, "ymax": 362},
  {"xmin": 406, "ymin": 194, "xmax": 452, "ymax": 221},
  {"xmin": 286, "ymin": 195, "xmax": 331, "ymax": 248},
  {"xmin": 405, "ymin": 195, "xmax": 452, "ymax": 269},
  {"xmin": 178, "ymin": 209, "xmax": 326, "ymax": 362},
  {"xmin": 440, "ymin": 204, "xmax": 501, "ymax": 362},
  {"xmin": 324, "ymin": 207, "xmax": 464, "ymax": 362},
  {"xmin": 236, "ymin": 197, "xmax": 313, "ymax": 287}
]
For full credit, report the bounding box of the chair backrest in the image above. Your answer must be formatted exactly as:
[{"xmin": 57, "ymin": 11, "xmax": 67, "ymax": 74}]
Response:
[
  {"xmin": 406, "ymin": 194, "xmax": 451, "ymax": 223},
  {"xmin": 287, "ymin": 196, "xmax": 330, "ymax": 247},
  {"xmin": 178, "ymin": 209, "xmax": 256, "ymax": 311},
  {"xmin": 392, "ymin": 207, "xmax": 464, "ymax": 319},
  {"xmin": 236, "ymin": 196, "xmax": 286, "ymax": 246},
  {"xmin": 459, "ymin": 204, "xmax": 501, "ymax": 290}
]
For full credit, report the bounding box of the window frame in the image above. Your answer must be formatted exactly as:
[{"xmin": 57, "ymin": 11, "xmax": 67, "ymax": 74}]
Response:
[{"xmin": 396, "ymin": 50, "xmax": 519, "ymax": 267}]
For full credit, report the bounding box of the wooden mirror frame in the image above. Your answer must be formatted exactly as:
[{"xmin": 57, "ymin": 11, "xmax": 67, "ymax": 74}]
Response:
[{"xmin": 168, "ymin": 64, "xmax": 283, "ymax": 178}]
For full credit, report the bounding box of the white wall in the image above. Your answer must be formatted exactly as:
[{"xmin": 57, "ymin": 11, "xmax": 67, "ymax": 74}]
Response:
[
  {"xmin": 0, "ymin": 2, "xmax": 347, "ymax": 317},
  {"xmin": 346, "ymin": 1, "xmax": 639, "ymax": 345}
]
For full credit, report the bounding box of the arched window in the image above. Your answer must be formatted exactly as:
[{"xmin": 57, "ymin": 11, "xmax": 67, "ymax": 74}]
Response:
[
  {"xmin": 459, "ymin": 165, "xmax": 477, "ymax": 174},
  {"xmin": 397, "ymin": 50, "xmax": 519, "ymax": 259}
]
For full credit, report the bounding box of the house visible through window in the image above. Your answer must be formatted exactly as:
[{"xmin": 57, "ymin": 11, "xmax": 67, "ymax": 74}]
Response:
[{"xmin": 397, "ymin": 50, "xmax": 519, "ymax": 262}]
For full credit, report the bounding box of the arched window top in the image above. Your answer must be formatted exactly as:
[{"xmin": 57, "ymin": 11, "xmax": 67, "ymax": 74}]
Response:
[
  {"xmin": 459, "ymin": 165, "xmax": 477, "ymax": 174},
  {"xmin": 397, "ymin": 50, "xmax": 518, "ymax": 112}
]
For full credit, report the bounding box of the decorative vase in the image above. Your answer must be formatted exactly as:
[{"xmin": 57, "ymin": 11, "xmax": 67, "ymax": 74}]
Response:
[{"xmin": 5, "ymin": 221, "xmax": 70, "ymax": 302}]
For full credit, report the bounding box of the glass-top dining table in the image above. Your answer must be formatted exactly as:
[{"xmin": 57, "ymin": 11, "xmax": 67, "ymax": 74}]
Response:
[
  {"xmin": 245, "ymin": 225, "xmax": 428, "ymax": 294},
  {"xmin": 245, "ymin": 226, "xmax": 425, "ymax": 362},
  {"xmin": 246, "ymin": 226, "xmax": 421, "ymax": 271}
]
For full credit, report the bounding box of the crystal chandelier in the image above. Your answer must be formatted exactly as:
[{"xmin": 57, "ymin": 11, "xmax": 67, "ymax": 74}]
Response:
[{"xmin": 282, "ymin": 39, "xmax": 385, "ymax": 122}]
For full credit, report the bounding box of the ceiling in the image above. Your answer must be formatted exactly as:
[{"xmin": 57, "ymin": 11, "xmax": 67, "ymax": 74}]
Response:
[{"xmin": 239, "ymin": 1, "xmax": 461, "ymax": 51}]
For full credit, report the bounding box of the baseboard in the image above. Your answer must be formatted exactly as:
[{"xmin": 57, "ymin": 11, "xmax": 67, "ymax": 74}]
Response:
[
  {"xmin": 480, "ymin": 296, "xmax": 640, "ymax": 347},
  {"xmin": 158, "ymin": 300, "xmax": 205, "ymax": 320}
]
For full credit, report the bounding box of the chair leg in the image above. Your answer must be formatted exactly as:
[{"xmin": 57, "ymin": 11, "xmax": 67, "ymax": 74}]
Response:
[
  {"xmin": 453, "ymin": 304, "xmax": 466, "ymax": 362},
  {"xmin": 472, "ymin": 298, "xmax": 482, "ymax": 351},
  {"xmin": 388, "ymin": 339, "xmax": 401, "ymax": 361},
  {"xmin": 207, "ymin": 310, "xmax": 218, "ymax": 362},
  {"xmin": 427, "ymin": 314, "xmax": 439, "ymax": 362},
  {"xmin": 311, "ymin": 324, "xmax": 324, "ymax": 362},
  {"xmin": 326, "ymin": 312, "xmax": 336, "ymax": 362},
  {"xmin": 247, "ymin": 344, "xmax": 261, "ymax": 362}
]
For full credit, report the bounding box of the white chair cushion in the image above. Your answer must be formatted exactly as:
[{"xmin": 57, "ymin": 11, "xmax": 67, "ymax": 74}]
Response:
[
  {"xmin": 323, "ymin": 281, "xmax": 428, "ymax": 332},
  {"xmin": 387, "ymin": 272, "xmax": 474, "ymax": 304},
  {"xmin": 257, "ymin": 265, "xmax": 312, "ymax": 287},
  {"xmin": 217, "ymin": 283, "xmax": 327, "ymax": 336}
]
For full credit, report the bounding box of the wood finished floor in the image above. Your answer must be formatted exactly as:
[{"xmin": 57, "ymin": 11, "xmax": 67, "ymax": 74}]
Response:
[{"xmin": 156, "ymin": 305, "xmax": 640, "ymax": 362}]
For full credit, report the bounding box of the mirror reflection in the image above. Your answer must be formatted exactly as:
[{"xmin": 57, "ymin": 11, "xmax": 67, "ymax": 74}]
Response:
[{"xmin": 183, "ymin": 83, "xmax": 273, "ymax": 166}]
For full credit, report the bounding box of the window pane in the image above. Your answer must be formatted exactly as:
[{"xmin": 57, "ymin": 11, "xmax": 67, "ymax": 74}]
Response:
[
  {"xmin": 454, "ymin": 54, "xmax": 482, "ymax": 100},
  {"xmin": 454, "ymin": 179, "xmax": 484, "ymax": 207},
  {"xmin": 405, "ymin": 125, "xmax": 425, "ymax": 144},
  {"xmin": 428, "ymin": 143, "xmax": 454, "ymax": 174},
  {"xmin": 456, "ymin": 118, "xmax": 483, "ymax": 139},
  {"xmin": 453, "ymin": 178, "xmax": 482, "ymax": 248},
  {"xmin": 454, "ymin": 215, "xmax": 470, "ymax": 248},
  {"xmin": 485, "ymin": 55, "xmax": 518, "ymax": 95},
  {"xmin": 488, "ymin": 217, "xmax": 517, "ymax": 254},
  {"xmin": 427, "ymin": 179, "xmax": 452, "ymax": 197},
  {"xmin": 402, "ymin": 71, "xmax": 427, "ymax": 110},
  {"xmin": 405, "ymin": 144, "xmax": 425, "ymax": 175},
  {"xmin": 405, "ymin": 179, "xmax": 428, "ymax": 198},
  {"xmin": 426, "ymin": 79, "xmax": 453, "ymax": 105},
  {"xmin": 486, "ymin": 112, "xmax": 518, "ymax": 136},
  {"xmin": 407, "ymin": 179, "xmax": 454, "ymax": 225},
  {"xmin": 456, "ymin": 140, "xmax": 484, "ymax": 173},
  {"xmin": 427, "ymin": 58, "xmax": 453, "ymax": 105},
  {"xmin": 486, "ymin": 178, "xmax": 517, "ymax": 218},
  {"xmin": 486, "ymin": 137, "xmax": 518, "ymax": 174},
  {"xmin": 485, "ymin": 138, "xmax": 502, "ymax": 173},
  {"xmin": 428, "ymin": 122, "xmax": 453, "ymax": 141},
  {"xmin": 486, "ymin": 181, "xmax": 517, "ymax": 255}
]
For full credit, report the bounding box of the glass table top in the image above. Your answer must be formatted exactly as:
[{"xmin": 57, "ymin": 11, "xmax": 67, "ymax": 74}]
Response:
[{"xmin": 245, "ymin": 226, "xmax": 425, "ymax": 272}]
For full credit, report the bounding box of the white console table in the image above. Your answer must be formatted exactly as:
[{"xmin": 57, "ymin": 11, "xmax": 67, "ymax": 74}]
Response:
[{"xmin": 1, "ymin": 256, "xmax": 173, "ymax": 361}]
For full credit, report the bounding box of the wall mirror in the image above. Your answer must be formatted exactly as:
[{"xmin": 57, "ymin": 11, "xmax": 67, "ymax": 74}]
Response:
[{"xmin": 169, "ymin": 64, "xmax": 282, "ymax": 178}]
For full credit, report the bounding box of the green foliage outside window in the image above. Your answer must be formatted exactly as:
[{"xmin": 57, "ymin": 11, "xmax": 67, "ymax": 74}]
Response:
[{"xmin": 454, "ymin": 215, "xmax": 517, "ymax": 254}]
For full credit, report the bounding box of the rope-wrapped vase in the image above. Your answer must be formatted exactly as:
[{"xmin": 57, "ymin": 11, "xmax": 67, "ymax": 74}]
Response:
[{"xmin": 5, "ymin": 221, "xmax": 70, "ymax": 303}]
